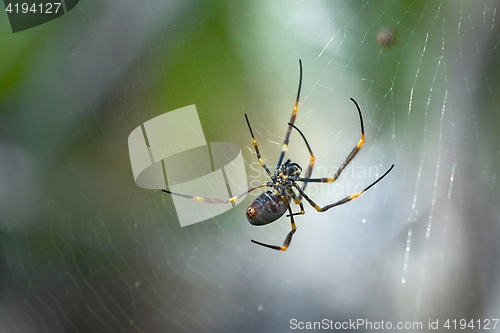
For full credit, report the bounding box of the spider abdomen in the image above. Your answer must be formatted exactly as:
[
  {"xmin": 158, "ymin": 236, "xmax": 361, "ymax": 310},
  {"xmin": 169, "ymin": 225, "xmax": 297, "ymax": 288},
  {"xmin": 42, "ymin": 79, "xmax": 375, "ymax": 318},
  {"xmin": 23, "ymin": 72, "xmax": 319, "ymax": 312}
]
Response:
[{"xmin": 246, "ymin": 191, "xmax": 290, "ymax": 226}]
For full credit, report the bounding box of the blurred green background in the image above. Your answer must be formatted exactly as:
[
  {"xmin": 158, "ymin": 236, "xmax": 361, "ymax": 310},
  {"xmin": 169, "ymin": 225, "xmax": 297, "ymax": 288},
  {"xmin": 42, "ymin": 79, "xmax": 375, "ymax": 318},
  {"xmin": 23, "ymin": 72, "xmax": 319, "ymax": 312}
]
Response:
[{"xmin": 1, "ymin": 0, "xmax": 499, "ymax": 332}]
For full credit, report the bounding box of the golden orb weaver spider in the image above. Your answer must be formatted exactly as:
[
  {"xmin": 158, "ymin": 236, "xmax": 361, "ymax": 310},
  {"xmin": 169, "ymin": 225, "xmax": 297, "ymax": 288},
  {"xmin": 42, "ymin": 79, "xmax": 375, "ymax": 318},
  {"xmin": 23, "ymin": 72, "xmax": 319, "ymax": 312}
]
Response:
[{"xmin": 163, "ymin": 60, "xmax": 394, "ymax": 251}]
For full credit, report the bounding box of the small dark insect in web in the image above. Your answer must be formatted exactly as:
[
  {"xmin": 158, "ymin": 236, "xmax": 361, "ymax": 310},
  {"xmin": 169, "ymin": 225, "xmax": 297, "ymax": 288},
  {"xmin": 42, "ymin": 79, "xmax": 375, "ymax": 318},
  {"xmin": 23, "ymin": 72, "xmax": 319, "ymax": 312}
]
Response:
[
  {"xmin": 163, "ymin": 60, "xmax": 394, "ymax": 251},
  {"xmin": 378, "ymin": 26, "xmax": 397, "ymax": 48}
]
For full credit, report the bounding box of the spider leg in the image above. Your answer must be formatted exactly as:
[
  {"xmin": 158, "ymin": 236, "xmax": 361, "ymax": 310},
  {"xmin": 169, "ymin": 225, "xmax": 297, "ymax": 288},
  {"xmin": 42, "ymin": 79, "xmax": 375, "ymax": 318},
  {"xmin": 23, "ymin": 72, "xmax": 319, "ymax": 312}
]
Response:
[
  {"xmin": 245, "ymin": 114, "xmax": 273, "ymax": 178},
  {"xmin": 251, "ymin": 195, "xmax": 297, "ymax": 251},
  {"xmin": 295, "ymin": 165, "xmax": 394, "ymax": 212},
  {"xmin": 162, "ymin": 182, "xmax": 272, "ymax": 204},
  {"xmin": 276, "ymin": 59, "xmax": 303, "ymax": 170},
  {"xmin": 287, "ymin": 123, "xmax": 315, "ymax": 202},
  {"xmin": 298, "ymin": 98, "xmax": 365, "ymax": 184},
  {"xmin": 286, "ymin": 188, "xmax": 305, "ymax": 217}
]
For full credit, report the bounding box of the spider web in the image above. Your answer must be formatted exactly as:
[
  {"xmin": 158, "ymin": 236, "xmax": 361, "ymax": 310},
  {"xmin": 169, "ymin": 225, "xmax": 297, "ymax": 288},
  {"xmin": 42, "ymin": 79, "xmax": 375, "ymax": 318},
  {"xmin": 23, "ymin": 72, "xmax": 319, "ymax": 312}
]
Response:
[{"xmin": 1, "ymin": 0, "xmax": 499, "ymax": 332}]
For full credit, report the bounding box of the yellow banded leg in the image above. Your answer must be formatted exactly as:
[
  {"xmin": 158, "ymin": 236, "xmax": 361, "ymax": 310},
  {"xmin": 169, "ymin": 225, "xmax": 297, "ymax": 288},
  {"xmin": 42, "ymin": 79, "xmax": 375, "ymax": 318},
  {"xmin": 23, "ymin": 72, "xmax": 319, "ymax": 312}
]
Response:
[
  {"xmin": 294, "ymin": 164, "xmax": 394, "ymax": 212},
  {"xmin": 245, "ymin": 114, "xmax": 273, "ymax": 177},
  {"xmin": 162, "ymin": 182, "xmax": 270, "ymax": 204}
]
